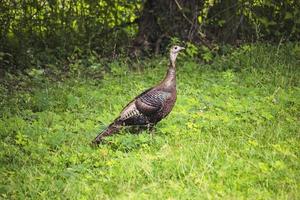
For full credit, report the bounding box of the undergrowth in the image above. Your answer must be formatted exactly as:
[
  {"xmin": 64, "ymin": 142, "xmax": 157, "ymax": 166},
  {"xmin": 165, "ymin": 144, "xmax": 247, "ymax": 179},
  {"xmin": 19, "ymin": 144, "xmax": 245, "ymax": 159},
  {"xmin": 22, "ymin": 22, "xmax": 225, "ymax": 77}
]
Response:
[{"xmin": 0, "ymin": 43, "xmax": 299, "ymax": 199}]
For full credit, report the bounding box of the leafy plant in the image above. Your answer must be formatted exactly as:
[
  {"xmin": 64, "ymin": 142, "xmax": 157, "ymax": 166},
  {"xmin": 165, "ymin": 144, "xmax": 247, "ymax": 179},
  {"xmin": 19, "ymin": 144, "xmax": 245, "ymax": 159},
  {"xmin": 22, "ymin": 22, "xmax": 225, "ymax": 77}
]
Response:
[{"xmin": 185, "ymin": 42, "xmax": 199, "ymax": 58}]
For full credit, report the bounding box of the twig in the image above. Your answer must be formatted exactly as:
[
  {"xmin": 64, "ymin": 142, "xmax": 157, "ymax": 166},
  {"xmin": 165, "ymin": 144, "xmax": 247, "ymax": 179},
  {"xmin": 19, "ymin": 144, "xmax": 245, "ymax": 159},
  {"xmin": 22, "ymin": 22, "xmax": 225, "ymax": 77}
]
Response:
[
  {"xmin": 206, "ymin": 2, "xmax": 241, "ymax": 21},
  {"xmin": 187, "ymin": 9, "xmax": 200, "ymax": 41},
  {"xmin": 276, "ymin": 36, "xmax": 284, "ymax": 56},
  {"xmin": 174, "ymin": 0, "xmax": 194, "ymax": 25}
]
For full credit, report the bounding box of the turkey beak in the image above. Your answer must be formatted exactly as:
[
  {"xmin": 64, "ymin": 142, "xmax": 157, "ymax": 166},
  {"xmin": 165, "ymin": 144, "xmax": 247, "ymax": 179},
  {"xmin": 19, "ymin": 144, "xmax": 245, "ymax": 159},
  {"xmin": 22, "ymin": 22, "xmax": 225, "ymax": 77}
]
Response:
[{"xmin": 179, "ymin": 47, "xmax": 185, "ymax": 51}]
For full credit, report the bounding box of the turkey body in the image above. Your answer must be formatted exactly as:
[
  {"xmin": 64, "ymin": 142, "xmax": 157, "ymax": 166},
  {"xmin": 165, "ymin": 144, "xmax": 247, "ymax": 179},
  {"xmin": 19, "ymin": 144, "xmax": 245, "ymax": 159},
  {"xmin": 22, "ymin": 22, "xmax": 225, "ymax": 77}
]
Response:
[
  {"xmin": 92, "ymin": 46, "xmax": 183, "ymax": 145},
  {"xmin": 120, "ymin": 71, "xmax": 176, "ymax": 127}
]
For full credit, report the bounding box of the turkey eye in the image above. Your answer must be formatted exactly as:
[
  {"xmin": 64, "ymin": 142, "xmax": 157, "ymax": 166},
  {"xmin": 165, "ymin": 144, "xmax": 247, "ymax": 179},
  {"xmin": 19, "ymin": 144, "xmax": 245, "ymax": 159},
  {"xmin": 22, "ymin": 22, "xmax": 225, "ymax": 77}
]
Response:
[{"xmin": 175, "ymin": 47, "xmax": 177, "ymax": 50}]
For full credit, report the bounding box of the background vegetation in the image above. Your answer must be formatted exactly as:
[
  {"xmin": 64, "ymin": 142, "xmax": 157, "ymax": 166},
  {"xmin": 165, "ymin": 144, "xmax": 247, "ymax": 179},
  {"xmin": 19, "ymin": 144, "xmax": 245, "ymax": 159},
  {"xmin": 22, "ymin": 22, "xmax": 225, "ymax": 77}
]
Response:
[
  {"xmin": 1, "ymin": 0, "xmax": 299, "ymax": 69},
  {"xmin": 0, "ymin": 0, "xmax": 300, "ymax": 199}
]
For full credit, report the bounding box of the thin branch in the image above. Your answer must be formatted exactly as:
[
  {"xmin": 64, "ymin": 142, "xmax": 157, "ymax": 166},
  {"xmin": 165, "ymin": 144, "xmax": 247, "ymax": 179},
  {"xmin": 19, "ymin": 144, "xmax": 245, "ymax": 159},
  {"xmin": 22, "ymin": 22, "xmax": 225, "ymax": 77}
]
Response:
[
  {"xmin": 206, "ymin": 1, "xmax": 241, "ymax": 21},
  {"xmin": 174, "ymin": 0, "xmax": 194, "ymax": 25}
]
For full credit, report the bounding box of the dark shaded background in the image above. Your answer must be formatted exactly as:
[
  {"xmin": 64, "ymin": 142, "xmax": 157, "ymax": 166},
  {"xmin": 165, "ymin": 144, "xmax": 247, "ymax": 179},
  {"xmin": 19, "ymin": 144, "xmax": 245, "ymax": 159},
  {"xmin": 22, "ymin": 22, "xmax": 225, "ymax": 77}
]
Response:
[{"xmin": 1, "ymin": 0, "xmax": 299, "ymax": 70}]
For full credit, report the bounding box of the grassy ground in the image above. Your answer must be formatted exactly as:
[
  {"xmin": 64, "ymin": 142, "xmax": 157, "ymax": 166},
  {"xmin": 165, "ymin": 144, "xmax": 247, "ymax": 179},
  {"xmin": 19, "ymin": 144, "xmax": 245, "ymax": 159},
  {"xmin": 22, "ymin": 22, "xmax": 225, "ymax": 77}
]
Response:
[{"xmin": 0, "ymin": 43, "xmax": 299, "ymax": 199}]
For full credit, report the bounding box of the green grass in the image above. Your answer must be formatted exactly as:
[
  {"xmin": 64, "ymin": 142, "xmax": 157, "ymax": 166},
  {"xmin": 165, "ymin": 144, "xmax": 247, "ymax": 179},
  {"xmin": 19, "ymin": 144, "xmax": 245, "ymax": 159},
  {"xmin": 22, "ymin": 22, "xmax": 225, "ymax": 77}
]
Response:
[{"xmin": 0, "ymin": 43, "xmax": 300, "ymax": 199}]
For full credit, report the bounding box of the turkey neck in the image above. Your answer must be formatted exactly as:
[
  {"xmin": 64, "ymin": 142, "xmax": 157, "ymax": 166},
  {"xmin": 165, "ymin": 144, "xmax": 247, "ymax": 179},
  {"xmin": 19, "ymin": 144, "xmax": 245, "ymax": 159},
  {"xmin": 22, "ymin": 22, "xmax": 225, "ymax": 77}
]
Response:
[{"xmin": 159, "ymin": 60, "xmax": 176, "ymax": 90}]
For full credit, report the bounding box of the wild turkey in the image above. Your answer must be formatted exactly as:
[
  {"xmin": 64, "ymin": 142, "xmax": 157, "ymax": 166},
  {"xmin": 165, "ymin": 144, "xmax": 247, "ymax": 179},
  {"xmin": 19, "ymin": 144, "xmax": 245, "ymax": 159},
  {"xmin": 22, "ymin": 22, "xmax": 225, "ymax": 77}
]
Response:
[{"xmin": 92, "ymin": 45, "xmax": 185, "ymax": 144}]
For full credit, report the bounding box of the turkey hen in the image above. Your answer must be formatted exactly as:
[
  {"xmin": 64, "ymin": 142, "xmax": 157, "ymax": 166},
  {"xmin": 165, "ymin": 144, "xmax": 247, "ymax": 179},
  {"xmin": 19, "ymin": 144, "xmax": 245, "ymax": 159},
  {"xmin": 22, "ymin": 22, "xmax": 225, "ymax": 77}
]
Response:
[{"xmin": 92, "ymin": 45, "xmax": 185, "ymax": 145}]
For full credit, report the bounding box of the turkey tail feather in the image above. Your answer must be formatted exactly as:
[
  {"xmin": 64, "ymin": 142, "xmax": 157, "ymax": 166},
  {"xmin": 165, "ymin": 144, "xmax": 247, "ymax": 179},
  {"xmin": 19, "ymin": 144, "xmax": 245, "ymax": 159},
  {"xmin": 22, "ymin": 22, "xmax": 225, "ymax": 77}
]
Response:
[{"xmin": 92, "ymin": 120, "xmax": 122, "ymax": 145}]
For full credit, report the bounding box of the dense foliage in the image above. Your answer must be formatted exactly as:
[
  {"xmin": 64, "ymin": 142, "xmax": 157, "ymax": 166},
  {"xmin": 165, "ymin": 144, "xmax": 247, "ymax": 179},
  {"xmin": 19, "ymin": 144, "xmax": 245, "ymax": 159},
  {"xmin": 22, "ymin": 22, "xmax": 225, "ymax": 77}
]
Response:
[
  {"xmin": 0, "ymin": 44, "xmax": 299, "ymax": 199},
  {"xmin": 1, "ymin": 0, "xmax": 299, "ymax": 69}
]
